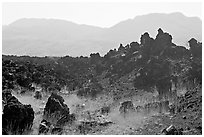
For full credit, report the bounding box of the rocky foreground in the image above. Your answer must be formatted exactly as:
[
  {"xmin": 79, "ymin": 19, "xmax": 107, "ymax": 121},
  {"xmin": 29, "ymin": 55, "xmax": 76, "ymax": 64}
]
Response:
[
  {"xmin": 133, "ymin": 85, "xmax": 202, "ymax": 135},
  {"xmin": 2, "ymin": 83, "xmax": 201, "ymax": 135}
]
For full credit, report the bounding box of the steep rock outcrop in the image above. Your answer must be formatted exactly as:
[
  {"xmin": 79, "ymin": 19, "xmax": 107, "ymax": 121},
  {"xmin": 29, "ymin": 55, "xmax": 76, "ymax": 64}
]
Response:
[
  {"xmin": 43, "ymin": 93, "xmax": 75, "ymax": 127},
  {"xmin": 44, "ymin": 93, "xmax": 69, "ymax": 118}
]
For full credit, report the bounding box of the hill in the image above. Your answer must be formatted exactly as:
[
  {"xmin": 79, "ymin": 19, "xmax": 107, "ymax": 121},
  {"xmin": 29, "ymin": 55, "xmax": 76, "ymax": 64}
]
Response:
[{"xmin": 2, "ymin": 12, "xmax": 202, "ymax": 57}]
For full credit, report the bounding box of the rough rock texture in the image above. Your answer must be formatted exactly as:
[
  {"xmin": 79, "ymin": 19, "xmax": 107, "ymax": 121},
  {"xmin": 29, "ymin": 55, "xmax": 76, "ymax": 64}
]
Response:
[
  {"xmin": 43, "ymin": 93, "xmax": 76, "ymax": 127},
  {"xmin": 189, "ymin": 38, "xmax": 202, "ymax": 58},
  {"xmin": 77, "ymin": 120, "xmax": 113, "ymax": 135},
  {"xmin": 38, "ymin": 119, "xmax": 51, "ymax": 135},
  {"xmin": 119, "ymin": 101, "xmax": 135, "ymax": 116},
  {"xmin": 132, "ymin": 86, "xmax": 202, "ymax": 135},
  {"xmin": 2, "ymin": 89, "xmax": 34, "ymax": 135},
  {"xmin": 100, "ymin": 106, "xmax": 111, "ymax": 115},
  {"xmin": 44, "ymin": 93, "xmax": 70, "ymax": 117},
  {"xmin": 51, "ymin": 127, "xmax": 63, "ymax": 135}
]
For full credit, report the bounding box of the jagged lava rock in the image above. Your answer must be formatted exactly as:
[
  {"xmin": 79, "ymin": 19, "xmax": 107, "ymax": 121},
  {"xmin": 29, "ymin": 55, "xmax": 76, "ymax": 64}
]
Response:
[
  {"xmin": 44, "ymin": 92, "xmax": 70, "ymax": 118},
  {"xmin": 2, "ymin": 89, "xmax": 34, "ymax": 135}
]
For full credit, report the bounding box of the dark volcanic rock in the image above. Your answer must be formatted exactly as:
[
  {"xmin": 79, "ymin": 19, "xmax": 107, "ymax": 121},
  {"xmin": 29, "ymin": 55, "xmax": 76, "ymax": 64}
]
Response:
[
  {"xmin": 133, "ymin": 28, "xmax": 191, "ymax": 101},
  {"xmin": 2, "ymin": 89, "xmax": 34, "ymax": 135},
  {"xmin": 56, "ymin": 113, "xmax": 76, "ymax": 127},
  {"xmin": 38, "ymin": 119, "xmax": 51, "ymax": 135},
  {"xmin": 189, "ymin": 38, "xmax": 202, "ymax": 58},
  {"xmin": 44, "ymin": 93, "xmax": 69, "ymax": 117},
  {"xmin": 119, "ymin": 101, "xmax": 135, "ymax": 116},
  {"xmin": 44, "ymin": 93, "xmax": 76, "ymax": 127}
]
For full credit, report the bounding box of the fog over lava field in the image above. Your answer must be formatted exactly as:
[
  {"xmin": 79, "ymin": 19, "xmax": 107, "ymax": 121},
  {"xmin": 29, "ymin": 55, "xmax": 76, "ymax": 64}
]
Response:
[
  {"xmin": 2, "ymin": 3, "xmax": 202, "ymax": 134},
  {"xmin": 2, "ymin": 26, "xmax": 202, "ymax": 135}
]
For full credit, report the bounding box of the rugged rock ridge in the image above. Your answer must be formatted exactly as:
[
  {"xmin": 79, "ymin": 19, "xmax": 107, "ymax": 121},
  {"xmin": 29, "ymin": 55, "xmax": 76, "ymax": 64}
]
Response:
[{"xmin": 2, "ymin": 28, "xmax": 202, "ymax": 100}]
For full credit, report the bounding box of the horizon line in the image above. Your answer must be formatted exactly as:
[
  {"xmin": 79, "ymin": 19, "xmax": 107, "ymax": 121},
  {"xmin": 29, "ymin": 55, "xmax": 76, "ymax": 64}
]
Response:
[{"xmin": 2, "ymin": 12, "xmax": 202, "ymax": 28}]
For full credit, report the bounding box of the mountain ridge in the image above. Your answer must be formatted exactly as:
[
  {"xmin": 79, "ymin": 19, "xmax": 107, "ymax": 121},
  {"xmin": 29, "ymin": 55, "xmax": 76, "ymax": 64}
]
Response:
[
  {"xmin": 2, "ymin": 12, "xmax": 202, "ymax": 57},
  {"xmin": 4, "ymin": 12, "xmax": 202, "ymax": 28}
]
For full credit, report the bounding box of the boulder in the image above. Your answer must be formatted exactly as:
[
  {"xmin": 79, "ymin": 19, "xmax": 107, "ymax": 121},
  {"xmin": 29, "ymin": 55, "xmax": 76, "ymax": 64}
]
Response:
[
  {"xmin": 2, "ymin": 89, "xmax": 34, "ymax": 135},
  {"xmin": 44, "ymin": 93, "xmax": 75, "ymax": 126},
  {"xmin": 44, "ymin": 93, "xmax": 69, "ymax": 118},
  {"xmin": 119, "ymin": 101, "xmax": 135, "ymax": 116}
]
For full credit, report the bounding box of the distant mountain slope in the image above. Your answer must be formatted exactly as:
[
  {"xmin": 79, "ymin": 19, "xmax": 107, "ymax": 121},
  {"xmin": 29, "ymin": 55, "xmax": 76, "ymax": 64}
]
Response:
[{"xmin": 2, "ymin": 12, "xmax": 202, "ymax": 57}]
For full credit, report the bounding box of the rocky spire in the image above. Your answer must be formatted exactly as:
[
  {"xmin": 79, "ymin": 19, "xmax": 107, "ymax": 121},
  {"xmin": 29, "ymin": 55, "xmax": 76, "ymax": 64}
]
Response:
[
  {"xmin": 140, "ymin": 32, "xmax": 151, "ymax": 45},
  {"xmin": 158, "ymin": 28, "xmax": 164, "ymax": 34}
]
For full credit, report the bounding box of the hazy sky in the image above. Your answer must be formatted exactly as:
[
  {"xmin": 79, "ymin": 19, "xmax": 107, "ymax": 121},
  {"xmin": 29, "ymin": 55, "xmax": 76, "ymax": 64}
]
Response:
[{"xmin": 2, "ymin": 2, "xmax": 202, "ymax": 28}]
